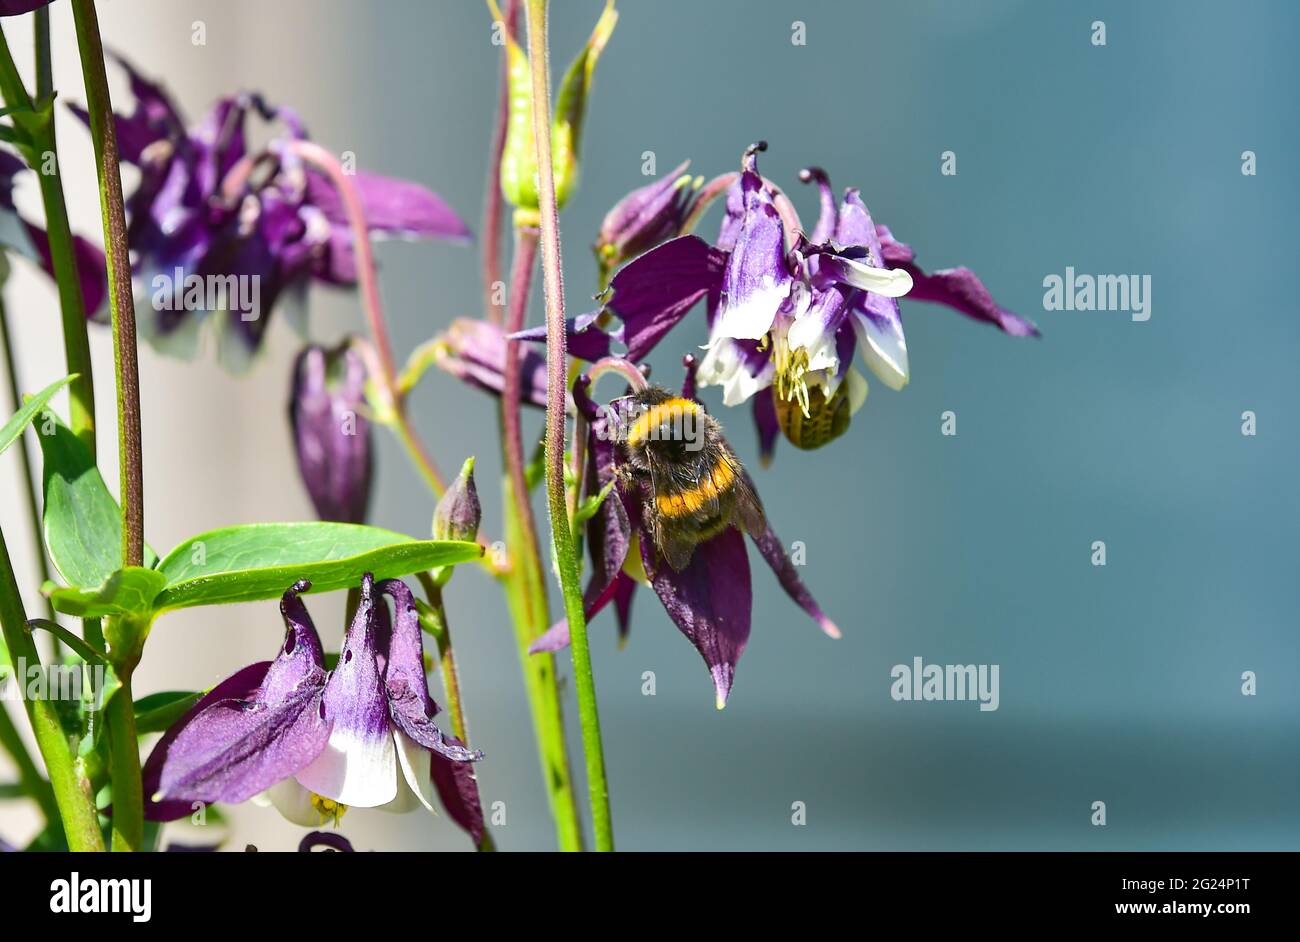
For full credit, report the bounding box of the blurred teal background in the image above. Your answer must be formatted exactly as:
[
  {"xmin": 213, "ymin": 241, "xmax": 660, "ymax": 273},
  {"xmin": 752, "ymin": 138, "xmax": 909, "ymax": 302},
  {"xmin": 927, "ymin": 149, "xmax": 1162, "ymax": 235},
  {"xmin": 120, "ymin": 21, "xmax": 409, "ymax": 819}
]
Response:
[{"xmin": 1, "ymin": 0, "xmax": 1296, "ymax": 850}]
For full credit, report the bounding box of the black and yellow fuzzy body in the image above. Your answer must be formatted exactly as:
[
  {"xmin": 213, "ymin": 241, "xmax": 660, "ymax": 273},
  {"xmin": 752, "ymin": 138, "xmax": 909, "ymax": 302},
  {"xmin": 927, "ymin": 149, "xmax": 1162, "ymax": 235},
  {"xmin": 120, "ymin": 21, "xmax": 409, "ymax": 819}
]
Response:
[{"xmin": 617, "ymin": 386, "xmax": 765, "ymax": 571}]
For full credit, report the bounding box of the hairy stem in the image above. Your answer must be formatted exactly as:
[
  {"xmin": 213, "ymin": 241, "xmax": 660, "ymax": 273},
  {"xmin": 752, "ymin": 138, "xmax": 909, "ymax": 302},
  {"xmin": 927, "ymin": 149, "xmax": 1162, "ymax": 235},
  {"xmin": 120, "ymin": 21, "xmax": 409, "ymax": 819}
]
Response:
[
  {"xmin": 72, "ymin": 0, "xmax": 142, "ymax": 566},
  {"xmin": 524, "ymin": 0, "xmax": 613, "ymax": 852},
  {"xmin": 497, "ymin": 227, "xmax": 583, "ymax": 851},
  {"xmin": 0, "ymin": 530, "xmax": 104, "ymax": 851}
]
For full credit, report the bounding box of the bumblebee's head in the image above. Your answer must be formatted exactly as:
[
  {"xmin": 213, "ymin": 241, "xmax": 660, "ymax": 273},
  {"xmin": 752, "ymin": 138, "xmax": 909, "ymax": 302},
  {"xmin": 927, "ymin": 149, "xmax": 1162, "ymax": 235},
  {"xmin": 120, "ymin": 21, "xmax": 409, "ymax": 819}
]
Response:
[{"xmin": 617, "ymin": 386, "xmax": 709, "ymax": 470}]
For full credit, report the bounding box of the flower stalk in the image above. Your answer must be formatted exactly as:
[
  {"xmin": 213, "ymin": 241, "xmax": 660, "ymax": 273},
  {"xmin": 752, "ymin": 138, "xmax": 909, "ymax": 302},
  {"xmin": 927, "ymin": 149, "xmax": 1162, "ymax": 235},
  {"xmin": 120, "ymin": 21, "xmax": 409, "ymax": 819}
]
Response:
[
  {"xmin": 482, "ymin": 0, "xmax": 520, "ymax": 325},
  {"xmin": 524, "ymin": 0, "xmax": 613, "ymax": 851},
  {"xmin": 72, "ymin": 0, "xmax": 141, "ymax": 565},
  {"xmin": 498, "ymin": 227, "xmax": 583, "ymax": 851}
]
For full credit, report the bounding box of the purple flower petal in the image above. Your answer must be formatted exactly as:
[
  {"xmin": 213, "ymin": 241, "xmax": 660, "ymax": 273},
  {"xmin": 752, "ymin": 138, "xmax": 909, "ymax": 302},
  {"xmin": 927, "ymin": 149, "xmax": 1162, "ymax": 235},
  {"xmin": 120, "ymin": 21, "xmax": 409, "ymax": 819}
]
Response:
[
  {"xmin": 297, "ymin": 574, "xmax": 398, "ymax": 808},
  {"xmin": 23, "ymin": 222, "xmax": 108, "ymax": 319},
  {"xmin": 437, "ymin": 318, "xmax": 549, "ymax": 408},
  {"xmin": 142, "ymin": 662, "xmax": 271, "ymax": 822},
  {"xmin": 0, "ymin": 1, "xmax": 52, "ymax": 18},
  {"xmin": 290, "ymin": 342, "xmax": 373, "ymax": 524},
  {"xmin": 612, "ymin": 235, "xmax": 727, "ymax": 361},
  {"xmin": 875, "ymin": 222, "xmax": 1039, "ymax": 336},
  {"xmin": 714, "ymin": 169, "xmax": 792, "ymax": 341},
  {"xmin": 642, "ymin": 523, "xmax": 752, "ymax": 709},
  {"xmin": 752, "ymin": 391, "xmax": 780, "ymax": 467},
  {"xmin": 429, "ymin": 742, "xmax": 486, "ymax": 846},
  {"xmin": 150, "ymin": 581, "xmax": 331, "ymax": 811},
  {"xmin": 377, "ymin": 579, "xmax": 481, "ymax": 764},
  {"xmin": 748, "ymin": 518, "xmax": 842, "ymax": 640},
  {"xmin": 306, "ymin": 169, "xmax": 471, "ymax": 244},
  {"xmin": 597, "ymin": 158, "xmax": 695, "ymax": 266}
]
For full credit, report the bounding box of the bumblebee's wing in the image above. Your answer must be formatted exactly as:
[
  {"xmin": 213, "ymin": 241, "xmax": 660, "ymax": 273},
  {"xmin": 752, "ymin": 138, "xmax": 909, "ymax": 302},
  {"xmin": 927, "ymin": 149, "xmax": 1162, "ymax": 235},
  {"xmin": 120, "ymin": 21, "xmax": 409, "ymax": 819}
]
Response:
[
  {"xmin": 729, "ymin": 458, "xmax": 767, "ymax": 539},
  {"xmin": 659, "ymin": 528, "xmax": 698, "ymax": 572}
]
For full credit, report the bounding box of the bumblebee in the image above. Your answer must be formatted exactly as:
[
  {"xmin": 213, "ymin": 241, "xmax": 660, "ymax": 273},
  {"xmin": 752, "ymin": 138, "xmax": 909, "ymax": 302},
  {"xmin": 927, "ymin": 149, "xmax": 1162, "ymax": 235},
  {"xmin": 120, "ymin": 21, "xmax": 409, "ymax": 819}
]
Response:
[{"xmin": 616, "ymin": 385, "xmax": 765, "ymax": 571}]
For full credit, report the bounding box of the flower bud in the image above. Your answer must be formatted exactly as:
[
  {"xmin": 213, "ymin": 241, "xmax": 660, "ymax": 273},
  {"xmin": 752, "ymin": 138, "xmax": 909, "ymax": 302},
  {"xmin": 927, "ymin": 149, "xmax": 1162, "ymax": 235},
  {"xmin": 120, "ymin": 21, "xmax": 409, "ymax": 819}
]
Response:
[
  {"xmin": 493, "ymin": 0, "xmax": 617, "ymax": 215},
  {"xmin": 433, "ymin": 457, "xmax": 481, "ymax": 543},
  {"xmin": 595, "ymin": 160, "xmax": 698, "ymax": 278},
  {"xmin": 433, "ymin": 318, "xmax": 549, "ymax": 407},
  {"xmin": 290, "ymin": 341, "xmax": 372, "ymax": 523}
]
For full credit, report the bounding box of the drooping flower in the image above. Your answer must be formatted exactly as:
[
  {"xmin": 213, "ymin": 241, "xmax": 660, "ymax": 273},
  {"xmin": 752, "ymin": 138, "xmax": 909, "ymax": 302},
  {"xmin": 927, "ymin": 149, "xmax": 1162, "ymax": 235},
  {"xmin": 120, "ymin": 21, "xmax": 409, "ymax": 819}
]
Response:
[
  {"xmin": 71, "ymin": 54, "xmax": 470, "ymax": 369},
  {"xmin": 517, "ymin": 142, "xmax": 1036, "ymax": 460},
  {"xmin": 289, "ymin": 340, "xmax": 372, "ymax": 524},
  {"xmin": 142, "ymin": 576, "xmax": 484, "ymax": 842},
  {"xmin": 532, "ymin": 372, "xmax": 839, "ymax": 708}
]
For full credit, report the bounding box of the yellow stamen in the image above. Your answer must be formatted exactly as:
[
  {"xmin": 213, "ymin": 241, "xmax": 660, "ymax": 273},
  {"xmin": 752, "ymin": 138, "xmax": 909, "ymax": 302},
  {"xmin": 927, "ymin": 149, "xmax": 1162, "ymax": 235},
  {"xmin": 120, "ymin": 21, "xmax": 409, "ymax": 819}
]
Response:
[{"xmin": 310, "ymin": 793, "xmax": 349, "ymax": 827}]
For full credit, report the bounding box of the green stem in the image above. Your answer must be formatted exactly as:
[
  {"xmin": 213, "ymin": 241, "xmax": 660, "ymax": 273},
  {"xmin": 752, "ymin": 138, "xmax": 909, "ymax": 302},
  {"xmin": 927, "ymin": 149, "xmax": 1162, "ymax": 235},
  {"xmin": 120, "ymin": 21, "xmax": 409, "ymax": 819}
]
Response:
[
  {"xmin": 497, "ymin": 225, "xmax": 583, "ymax": 851},
  {"xmin": 0, "ymin": 299, "xmax": 58, "ymax": 629},
  {"xmin": 0, "ymin": 528, "xmax": 104, "ymax": 850},
  {"xmin": 415, "ymin": 573, "xmax": 496, "ymax": 852},
  {"xmin": 0, "ymin": 694, "xmax": 58, "ymax": 826},
  {"xmin": 0, "ymin": 24, "xmax": 97, "ymax": 455},
  {"xmin": 523, "ymin": 0, "xmax": 613, "ymax": 852},
  {"xmin": 71, "ymin": 0, "xmax": 142, "ymax": 565},
  {"xmin": 104, "ymin": 671, "xmax": 141, "ymax": 851}
]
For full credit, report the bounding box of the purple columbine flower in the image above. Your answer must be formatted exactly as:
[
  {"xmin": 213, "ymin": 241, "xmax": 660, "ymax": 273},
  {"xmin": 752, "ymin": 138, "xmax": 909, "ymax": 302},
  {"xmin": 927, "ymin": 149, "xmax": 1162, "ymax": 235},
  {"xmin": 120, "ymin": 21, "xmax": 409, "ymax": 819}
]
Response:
[
  {"xmin": 71, "ymin": 54, "xmax": 470, "ymax": 370},
  {"xmin": 289, "ymin": 340, "xmax": 372, "ymax": 524},
  {"xmin": 595, "ymin": 159, "xmax": 699, "ymax": 282},
  {"xmin": 143, "ymin": 576, "xmax": 484, "ymax": 841},
  {"xmin": 518, "ymin": 142, "xmax": 1036, "ymax": 460},
  {"xmin": 531, "ymin": 372, "xmax": 840, "ymax": 708}
]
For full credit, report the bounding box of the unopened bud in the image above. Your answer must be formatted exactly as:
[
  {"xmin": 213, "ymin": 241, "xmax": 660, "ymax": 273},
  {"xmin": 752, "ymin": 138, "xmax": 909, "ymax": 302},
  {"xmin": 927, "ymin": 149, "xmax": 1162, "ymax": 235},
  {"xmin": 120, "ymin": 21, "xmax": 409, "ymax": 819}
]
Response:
[{"xmin": 433, "ymin": 457, "xmax": 481, "ymax": 543}]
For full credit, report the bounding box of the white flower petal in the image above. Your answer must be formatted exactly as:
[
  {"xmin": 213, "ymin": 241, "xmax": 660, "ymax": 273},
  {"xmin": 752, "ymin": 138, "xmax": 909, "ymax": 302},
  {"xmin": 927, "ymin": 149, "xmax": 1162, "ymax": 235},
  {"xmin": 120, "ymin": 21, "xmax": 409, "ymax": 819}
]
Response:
[
  {"xmin": 713, "ymin": 277, "xmax": 788, "ymax": 340},
  {"xmin": 851, "ymin": 307, "xmax": 909, "ymax": 391},
  {"xmin": 846, "ymin": 367, "xmax": 869, "ymax": 414},
  {"xmin": 697, "ymin": 338, "xmax": 773, "ymax": 407},
  {"xmin": 390, "ymin": 731, "xmax": 438, "ymax": 816},
  {"xmin": 839, "ymin": 258, "xmax": 913, "ymax": 298},
  {"xmin": 295, "ymin": 722, "xmax": 398, "ymax": 808},
  {"xmin": 262, "ymin": 779, "xmax": 320, "ymax": 827}
]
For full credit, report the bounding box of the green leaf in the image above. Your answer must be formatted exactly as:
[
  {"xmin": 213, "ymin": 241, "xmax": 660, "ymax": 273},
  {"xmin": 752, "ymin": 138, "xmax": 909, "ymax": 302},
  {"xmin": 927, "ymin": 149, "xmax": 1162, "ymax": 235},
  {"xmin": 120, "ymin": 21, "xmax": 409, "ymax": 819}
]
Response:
[
  {"xmin": 37, "ymin": 411, "xmax": 125, "ymax": 589},
  {"xmin": 153, "ymin": 522, "xmax": 483, "ymax": 612},
  {"xmin": 0, "ymin": 374, "xmax": 73, "ymax": 458},
  {"xmin": 45, "ymin": 567, "xmax": 168, "ymax": 619},
  {"xmin": 37, "ymin": 412, "xmax": 157, "ymax": 591},
  {"xmin": 134, "ymin": 690, "xmax": 201, "ymax": 735}
]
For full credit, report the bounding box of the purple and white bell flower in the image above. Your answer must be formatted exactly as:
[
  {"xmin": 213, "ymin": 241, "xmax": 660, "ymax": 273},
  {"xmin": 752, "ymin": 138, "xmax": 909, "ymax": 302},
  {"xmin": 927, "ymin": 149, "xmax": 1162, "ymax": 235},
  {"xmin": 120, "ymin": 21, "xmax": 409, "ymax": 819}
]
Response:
[
  {"xmin": 71, "ymin": 53, "xmax": 470, "ymax": 370},
  {"xmin": 142, "ymin": 576, "xmax": 484, "ymax": 839},
  {"xmin": 516, "ymin": 142, "xmax": 1036, "ymax": 459}
]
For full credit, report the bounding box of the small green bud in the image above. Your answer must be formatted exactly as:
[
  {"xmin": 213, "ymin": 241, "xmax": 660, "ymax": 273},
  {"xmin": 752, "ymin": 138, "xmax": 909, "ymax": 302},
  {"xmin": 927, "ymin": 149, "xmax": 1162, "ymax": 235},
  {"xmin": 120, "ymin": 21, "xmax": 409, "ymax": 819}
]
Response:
[{"xmin": 433, "ymin": 457, "xmax": 481, "ymax": 543}]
